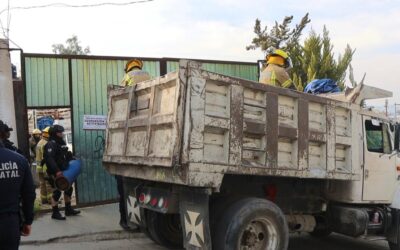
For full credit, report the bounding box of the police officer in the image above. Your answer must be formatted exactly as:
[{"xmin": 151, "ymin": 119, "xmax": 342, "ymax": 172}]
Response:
[
  {"xmin": 0, "ymin": 126, "xmax": 36, "ymax": 249},
  {"xmin": 0, "ymin": 121, "xmax": 23, "ymax": 155},
  {"xmin": 44, "ymin": 125, "xmax": 80, "ymax": 220}
]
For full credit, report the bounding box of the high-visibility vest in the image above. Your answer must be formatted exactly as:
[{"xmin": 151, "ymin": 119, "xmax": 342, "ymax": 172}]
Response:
[
  {"xmin": 36, "ymin": 139, "xmax": 48, "ymax": 173},
  {"xmin": 259, "ymin": 63, "xmax": 292, "ymax": 88},
  {"xmin": 120, "ymin": 69, "xmax": 151, "ymax": 87}
]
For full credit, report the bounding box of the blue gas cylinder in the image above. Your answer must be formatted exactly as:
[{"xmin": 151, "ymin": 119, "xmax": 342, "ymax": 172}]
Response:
[{"xmin": 55, "ymin": 160, "xmax": 82, "ymax": 191}]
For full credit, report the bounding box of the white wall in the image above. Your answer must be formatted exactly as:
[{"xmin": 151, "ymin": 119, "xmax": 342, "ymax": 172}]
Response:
[{"xmin": 0, "ymin": 39, "xmax": 18, "ymax": 146}]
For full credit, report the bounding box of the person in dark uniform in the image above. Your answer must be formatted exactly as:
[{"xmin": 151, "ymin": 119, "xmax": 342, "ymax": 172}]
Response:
[
  {"xmin": 116, "ymin": 175, "xmax": 129, "ymax": 230},
  {"xmin": 44, "ymin": 125, "xmax": 80, "ymax": 220},
  {"xmin": 0, "ymin": 128, "xmax": 36, "ymax": 250},
  {"xmin": 0, "ymin": 121, "xmax": 22, "ymax": 155}
]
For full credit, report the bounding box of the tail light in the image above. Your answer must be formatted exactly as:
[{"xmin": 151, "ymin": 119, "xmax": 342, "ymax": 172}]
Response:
[
  {"xmin": 150, "ymin": 197, "xmax": 158, "ymax": 206},
  {"xmin": 265, "ymin": 184, "xmax": 277, "ymax": 202},
  {"xmin": 138, "ymin": 193, "xmax": 146, "ymax": 203}
]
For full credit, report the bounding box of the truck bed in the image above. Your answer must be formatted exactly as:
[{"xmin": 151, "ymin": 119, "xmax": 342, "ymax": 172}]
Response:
[{"xmin": 103, "ymin": 60, "xmax": 361, "ymax": 189}]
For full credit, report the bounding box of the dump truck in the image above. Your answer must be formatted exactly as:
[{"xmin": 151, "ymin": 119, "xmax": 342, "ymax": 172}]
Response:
[{"xmin": 103, "ymin": 60, "xmax": 400, "ymax": 250}]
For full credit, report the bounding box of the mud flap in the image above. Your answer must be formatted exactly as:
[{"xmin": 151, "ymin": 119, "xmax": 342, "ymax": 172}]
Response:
[
  {"xmin": 123, "ymin": 177, "xmax": 144, "ymax": 228},
  {"xmin": 387, "ymin": 208, "xmax": 400, "ymax": 244},
  {"xmin": 179, "ymin": 190, "xmax": 212, "ymax": 250}
]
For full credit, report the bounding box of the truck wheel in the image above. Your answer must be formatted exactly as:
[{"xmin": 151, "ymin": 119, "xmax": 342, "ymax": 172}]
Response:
[
  {"xmin": 146, "ymin": 210, "xmax": 183, "ymax": 248},
  {"xmin": 214, "ymin": 198, "xmax": 289, "ymax": 250}
]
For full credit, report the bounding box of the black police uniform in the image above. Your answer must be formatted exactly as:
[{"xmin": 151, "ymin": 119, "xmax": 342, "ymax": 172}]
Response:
[
  {"xmin": 43, "ymin": 127, "xmax": 79, "ymax": 219},
  {"xmin": 0, "ymin": 143, "xmax": 36, "ymax": 249},
  {"xmin": 44, "ymin": 136, "xmax": 73, "ymax": 201}
]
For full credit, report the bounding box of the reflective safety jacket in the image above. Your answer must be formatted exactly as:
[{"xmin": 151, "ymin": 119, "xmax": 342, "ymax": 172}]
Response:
[
  {"xmin": 120, "ymin": 69, "xmax": 151, "ymax": 87},
  {"xmin": 36, "ymin": 138, "xmax": 48, "ymax": 173},
  {"xmin": 259, "ymin": 64, "xmax": 293, "ymax": 89}
]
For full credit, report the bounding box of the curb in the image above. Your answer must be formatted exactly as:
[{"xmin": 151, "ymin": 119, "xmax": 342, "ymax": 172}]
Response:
[{"xmin": 21, "ymin": 230, "xmax": 143, "ymax": 246}]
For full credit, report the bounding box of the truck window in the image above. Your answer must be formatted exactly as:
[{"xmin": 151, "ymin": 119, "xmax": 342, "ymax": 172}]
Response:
[{"xmin": 365, "ymin": 120, "xmax": 392, "ymax": 153}]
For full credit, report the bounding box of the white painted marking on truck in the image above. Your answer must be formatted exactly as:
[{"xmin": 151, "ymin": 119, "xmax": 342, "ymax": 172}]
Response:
[
  {"xmin": 127, "ymin": 196, "xmax": 141, "ymax": 224},
  {"xmin": 184, "ymin": 211, "xmax": 204, "ymax": 248}
]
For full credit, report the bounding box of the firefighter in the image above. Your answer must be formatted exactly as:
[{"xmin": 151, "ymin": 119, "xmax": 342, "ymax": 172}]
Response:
[
  {"xmin": 0, "ymin": 129, "xmax": 36, "ymax": 249},
  {"xmin": 117, "ymin": 59, "xmax": 152, "ymax": 230},
  {"xmin": 36, "ymin": 127, "xmax": 52, "ymax": 204},
  {"xmin": 259, "ymin": 48, "xmax": 294, "ymax": 89},
  {"xmin": 29, "ymin": 129, "xmax": 41, "ymax": 162},
  {"xmin": 44, "ymin": 125, "xmax": 80, "ymax": 220},
  {"xmin": 120, "ymin": 59, "xmax": 150, "ymax": 87}
]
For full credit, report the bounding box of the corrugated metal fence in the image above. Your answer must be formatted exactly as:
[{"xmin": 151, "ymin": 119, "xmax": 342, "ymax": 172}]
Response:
[{"xmin": 23, "ymin": 54, "xmax": 258, "ymax": 204}]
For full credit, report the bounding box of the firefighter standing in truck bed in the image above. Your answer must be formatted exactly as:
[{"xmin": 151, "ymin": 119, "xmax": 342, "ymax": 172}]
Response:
[
  {"xmin": 120, "ymin": 59, "xmax": 150, "ymax": 87},
  {"xmin": 259, "ymin": 48, "xmax": 294, "ymax": 89}
]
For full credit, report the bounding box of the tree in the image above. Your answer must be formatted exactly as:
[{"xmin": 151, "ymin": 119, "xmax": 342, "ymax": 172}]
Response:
[
  {"xmin": 247, "ymin": 14, "xmax": 354, "ymax": 91},
  {"xmin": 52, "ymin": 35, "xmax": 90, "ymax": 55}
]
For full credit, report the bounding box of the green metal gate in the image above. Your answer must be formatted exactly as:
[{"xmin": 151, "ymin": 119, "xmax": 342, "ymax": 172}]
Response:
[{"xmin": 23, "ymin": 54, "xmax": 257, "ymax": 204}]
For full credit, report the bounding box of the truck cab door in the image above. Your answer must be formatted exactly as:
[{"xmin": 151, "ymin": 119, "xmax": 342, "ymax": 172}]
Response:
[{"xmin": 363, "ymin": 116, "xmax": 398, "ymax": 201}]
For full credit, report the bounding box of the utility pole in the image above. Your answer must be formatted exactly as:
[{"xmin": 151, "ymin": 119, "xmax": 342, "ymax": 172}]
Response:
[
  {"xmin": 0, "ymin": 39, "xmax": 18, "ymax": 146},
  {"xmin": 385, "ymin": 99, "xmax": 388, "ymax": 117},
  {"xmin": 395, "ymin": 103, "xmax": 400, "ymax": 122}
]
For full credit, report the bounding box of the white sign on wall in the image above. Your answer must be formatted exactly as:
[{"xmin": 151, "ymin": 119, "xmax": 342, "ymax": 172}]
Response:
[{"xmin": 83, "ymin": 115, "xmax": 107, "ymax": 130}]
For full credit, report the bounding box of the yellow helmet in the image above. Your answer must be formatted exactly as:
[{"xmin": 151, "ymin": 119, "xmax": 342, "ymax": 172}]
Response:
[
  {"xmin": 125, "ymin": 59, "xmax": 143, "ymax": 73},
  {"xmin": 266, "ymin": 48, "xmax": 292, "ymax": 68},
  {"xmin": 32, "ymin": 129, "xmax": 41, "ymax": 135},
  {"xmin": 271, "ymin": 49, "xmax": 289, "ymax": 59},
  {"xmin": 42, "ymin": 127, "xmax": 50, "ymax": 138}
]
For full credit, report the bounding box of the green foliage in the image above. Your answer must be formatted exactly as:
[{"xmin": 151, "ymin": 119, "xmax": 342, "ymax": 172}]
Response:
[
  {"xmin": 52, "ymin": 35, "xmax": 90, "ymax": 55},
  {"xmin": 246, "ymin": 14, "xmax": 310, "ymax": 52},
  {"xmin": 247, "ymin": 15, "xmax": 355, "ymax": 91}
]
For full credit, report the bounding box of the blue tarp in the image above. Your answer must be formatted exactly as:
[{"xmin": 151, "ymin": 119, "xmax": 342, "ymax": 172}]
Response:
[
  {"xmin": 37, "ymin": 116, "xmax": 54, "ymax": 131},
  {"xmin": 304, "ymin": 79, "xmax": 341, "ymax": 94}
]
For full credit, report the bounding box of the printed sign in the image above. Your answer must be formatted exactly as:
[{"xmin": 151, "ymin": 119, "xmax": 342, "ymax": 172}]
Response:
[{"xmin": 83, "ymin": 115, "xmax": 107, "ymax": 130}]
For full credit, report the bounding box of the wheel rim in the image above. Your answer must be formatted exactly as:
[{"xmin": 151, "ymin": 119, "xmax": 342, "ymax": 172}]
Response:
[{"xmin": 238, "ymin": 217, "xmax": 279, "ymax": 250}]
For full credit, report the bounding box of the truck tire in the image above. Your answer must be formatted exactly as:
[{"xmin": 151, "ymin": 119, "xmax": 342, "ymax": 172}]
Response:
[
  {"xmin": 146, "ymin": 210, "xmax": 183, "ymax": 248},
  {"xmin": 214, "ymin": 198, "xmax": 289, "ymax": 250}
]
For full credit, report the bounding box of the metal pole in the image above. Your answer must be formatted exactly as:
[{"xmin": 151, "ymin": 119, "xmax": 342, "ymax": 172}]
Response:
[{"xmin": 385, "ymin": 99, "xmax": 388, "ymax": 117}]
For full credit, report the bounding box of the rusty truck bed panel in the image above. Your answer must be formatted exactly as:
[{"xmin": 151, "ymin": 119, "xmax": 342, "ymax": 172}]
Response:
[{"xmin": 103, "ymin": 60, "xmax": 361, "ymax": 188}]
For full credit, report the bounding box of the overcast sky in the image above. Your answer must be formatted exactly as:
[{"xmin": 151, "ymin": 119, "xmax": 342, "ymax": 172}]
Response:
[{"xmin": 1, "ymin": 0, "xmax": 399, "ymax": 107}]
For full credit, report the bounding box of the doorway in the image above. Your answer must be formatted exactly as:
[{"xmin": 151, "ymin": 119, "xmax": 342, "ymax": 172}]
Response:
[{"xmin": 27, "ymin": 108, "xmax": 77, "ymax": 211}]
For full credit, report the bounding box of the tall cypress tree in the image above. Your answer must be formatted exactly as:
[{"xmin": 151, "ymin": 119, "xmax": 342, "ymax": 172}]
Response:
[{"xmin": 247, "ymin": 15, "xmax": 355, "ymax": 91}]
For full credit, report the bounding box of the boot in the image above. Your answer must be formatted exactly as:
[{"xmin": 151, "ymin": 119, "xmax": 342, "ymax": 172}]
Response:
[
  {"xmin": 65, "ymin": 203, "xmax": 80, "ymax": 216},
  {"xmin": 51, "ymin": 206, "xmax": 66, "ymax": 220}
]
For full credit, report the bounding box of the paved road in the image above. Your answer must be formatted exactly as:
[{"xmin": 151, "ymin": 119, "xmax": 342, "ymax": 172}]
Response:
[
  {"xmin": 289, "ymin": 233, "xmax": 389, "ymax": 250},
  {"xmin": 21, "ymin": 232, "xmax": 391, "ymax": 250},
  {"xmin": 19, "ymin": 204, "xmax": 392, "ymax": 250}
]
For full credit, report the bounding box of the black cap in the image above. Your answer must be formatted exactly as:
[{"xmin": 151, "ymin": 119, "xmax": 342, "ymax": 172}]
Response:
[
  {"xmin": 0, "ymin": 122, "xmax": 13, "ymax": 133},
  {"xmin": 49, "ymin": 124, "xmax": 65, "ymax": 137}
]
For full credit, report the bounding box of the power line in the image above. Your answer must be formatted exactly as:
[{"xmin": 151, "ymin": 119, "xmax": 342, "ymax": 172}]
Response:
[{"xmin": 0, "ymin": 0, "xmax": 154, "ymax": 16}]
